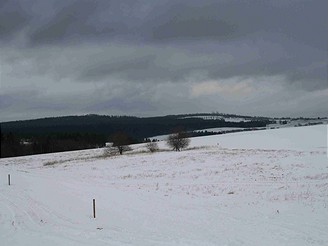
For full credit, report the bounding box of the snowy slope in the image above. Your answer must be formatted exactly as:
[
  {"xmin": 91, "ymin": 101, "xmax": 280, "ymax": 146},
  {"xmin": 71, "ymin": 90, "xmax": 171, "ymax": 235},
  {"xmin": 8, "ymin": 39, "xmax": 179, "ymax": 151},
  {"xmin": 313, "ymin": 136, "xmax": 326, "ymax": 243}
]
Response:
[
  {"xmin": 0, "ymin": 125, "xmax": 327, "ymax": 246},
  {"xmin": 179, "ymin": 115, "xmax": 252, "ymax": 122},
  {"xmin": 194, "ymin": 127, "xmax": 245, "ymax": 133},
  {"xmin": 189, "ymin": 124, "xmax": 327, "ymax": 151}
]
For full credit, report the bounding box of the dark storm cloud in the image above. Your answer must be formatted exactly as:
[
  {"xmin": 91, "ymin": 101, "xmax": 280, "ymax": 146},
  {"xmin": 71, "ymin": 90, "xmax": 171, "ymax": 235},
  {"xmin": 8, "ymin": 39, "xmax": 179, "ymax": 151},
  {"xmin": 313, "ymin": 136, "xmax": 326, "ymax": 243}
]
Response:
[
  {"xmin": 0, "ymin": 0, "xmax": 29, "ymax": 38},
  {"xmin": 30, "ymin": 1, "xmax": 99, "ymax": 44},
  {"xmin": 29, "ymin": 1, "xmax": 124, "ymax": 45},
  {"xmin": 1, "ymin": 0, "xmax": 327, "ymax": 121},
  {"xmin": 2, "ymin": 0, "xmax": 326, "ymax": 49},
  {"xmin": 33, "ymin": 1, "xmax": 326, "ymax": 90},
  {"xmin": 149, "ymin": 1, "xmax": 327, "ymax": 50},
  {"xmin": 150, "ymin": 3, "xmax": 238, "ymax": 41}
]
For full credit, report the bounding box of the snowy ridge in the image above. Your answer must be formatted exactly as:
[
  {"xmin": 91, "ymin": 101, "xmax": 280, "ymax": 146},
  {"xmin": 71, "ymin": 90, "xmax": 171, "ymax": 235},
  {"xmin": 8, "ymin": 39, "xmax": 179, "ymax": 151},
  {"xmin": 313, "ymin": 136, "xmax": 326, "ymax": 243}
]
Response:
[
  {"xmin": 0, "ymin": 125, "xmax": 327, "ymax": 245},
  {"xmin": 179, "ymin": 115, "xmax": 252, "ymax": 122}
]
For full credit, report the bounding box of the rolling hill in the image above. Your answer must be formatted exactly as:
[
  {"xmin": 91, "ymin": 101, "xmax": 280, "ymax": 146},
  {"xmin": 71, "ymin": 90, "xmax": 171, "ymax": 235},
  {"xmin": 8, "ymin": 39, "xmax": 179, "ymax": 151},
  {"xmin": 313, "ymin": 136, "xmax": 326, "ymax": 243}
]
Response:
[{"xmin": 0, "ymin": 125, "xmax": 327, "ymax": 245}]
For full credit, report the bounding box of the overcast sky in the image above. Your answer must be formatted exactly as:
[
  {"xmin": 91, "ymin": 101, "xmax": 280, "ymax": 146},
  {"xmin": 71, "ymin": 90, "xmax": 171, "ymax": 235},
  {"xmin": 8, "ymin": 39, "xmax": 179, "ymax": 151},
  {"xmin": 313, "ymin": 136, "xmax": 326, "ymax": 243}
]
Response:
[{"xmin": 1, "ymin": 0, "xmax": 327, "ymax": 122}]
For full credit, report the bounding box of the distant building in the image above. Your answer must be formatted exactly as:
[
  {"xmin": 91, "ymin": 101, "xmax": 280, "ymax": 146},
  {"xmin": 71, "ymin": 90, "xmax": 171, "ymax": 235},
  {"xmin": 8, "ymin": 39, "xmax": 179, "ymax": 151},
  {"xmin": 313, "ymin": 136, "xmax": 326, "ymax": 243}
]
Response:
[
  {"xmin": 105, "ymin": 142, "xmax": 113, "ymax": 147},
  {"xmin": 20, "ymin": 139, "xmax": 32, "ymax": 145}
]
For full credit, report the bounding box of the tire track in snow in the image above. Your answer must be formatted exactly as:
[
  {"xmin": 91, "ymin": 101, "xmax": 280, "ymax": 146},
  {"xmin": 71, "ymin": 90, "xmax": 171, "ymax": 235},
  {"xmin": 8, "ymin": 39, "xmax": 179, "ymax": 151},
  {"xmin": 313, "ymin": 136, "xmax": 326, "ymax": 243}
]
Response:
[{"xmin": 0, "ymin": 172, "xmax": 108, "ymax": 246}]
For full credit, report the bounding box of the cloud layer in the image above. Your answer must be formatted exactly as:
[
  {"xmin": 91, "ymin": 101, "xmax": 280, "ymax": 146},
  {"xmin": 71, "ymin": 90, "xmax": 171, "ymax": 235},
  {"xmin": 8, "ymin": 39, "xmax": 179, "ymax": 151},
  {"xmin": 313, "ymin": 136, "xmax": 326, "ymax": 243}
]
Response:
[{"xmin": 1, "ymin": 0, "xmax": 327, "ymax": 121}]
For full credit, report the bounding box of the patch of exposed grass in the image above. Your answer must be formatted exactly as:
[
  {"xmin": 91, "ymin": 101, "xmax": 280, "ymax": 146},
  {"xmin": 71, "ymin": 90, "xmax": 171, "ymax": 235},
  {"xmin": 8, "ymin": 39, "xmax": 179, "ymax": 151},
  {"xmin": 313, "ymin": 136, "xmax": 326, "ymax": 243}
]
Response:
[{"xmin": 43, "ymin": 160, "xmax": 59, "ymax": 166}]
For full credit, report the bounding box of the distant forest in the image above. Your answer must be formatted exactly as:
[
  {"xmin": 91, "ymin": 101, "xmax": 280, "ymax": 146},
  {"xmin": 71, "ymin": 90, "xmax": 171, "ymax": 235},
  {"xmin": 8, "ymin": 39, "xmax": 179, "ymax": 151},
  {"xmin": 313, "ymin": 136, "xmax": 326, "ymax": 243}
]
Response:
[{"xmin": 1, "ymin": 113, "xmax": 272, "ymax": 158}]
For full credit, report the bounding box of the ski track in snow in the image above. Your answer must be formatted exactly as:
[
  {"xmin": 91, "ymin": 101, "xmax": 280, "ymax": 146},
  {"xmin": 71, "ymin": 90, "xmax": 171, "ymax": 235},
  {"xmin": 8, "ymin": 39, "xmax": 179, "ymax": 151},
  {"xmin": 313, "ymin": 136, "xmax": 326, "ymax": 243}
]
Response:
[{"xmin": 0, "ymin": 125, "xmax": 327, "ymax": 245}]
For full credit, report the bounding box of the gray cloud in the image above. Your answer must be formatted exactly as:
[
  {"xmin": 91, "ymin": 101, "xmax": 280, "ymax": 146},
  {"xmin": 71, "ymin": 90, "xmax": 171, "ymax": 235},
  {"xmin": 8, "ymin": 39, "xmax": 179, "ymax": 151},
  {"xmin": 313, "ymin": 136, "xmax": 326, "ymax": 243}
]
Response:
[
  {"xmin": 0, "ymin": 0, "xmax": 29, "ymax": 39},
  {"xmin": 2, "ymin": 0, "xmax": 326, "ymax": 49},
  {"xmin": 0, "ymin": 0, "xmax": 327, "ymax": 121},
  {"xmin": 29, "ymin": 1, "xmax": 120, "ymax": 45},
  {"xmin": 79, "ymin": 54, "xmax": 157, "ymax": 82},
  {"xmin": 150, "ymin": 4, "xmax": 238, "ymax": 41}
]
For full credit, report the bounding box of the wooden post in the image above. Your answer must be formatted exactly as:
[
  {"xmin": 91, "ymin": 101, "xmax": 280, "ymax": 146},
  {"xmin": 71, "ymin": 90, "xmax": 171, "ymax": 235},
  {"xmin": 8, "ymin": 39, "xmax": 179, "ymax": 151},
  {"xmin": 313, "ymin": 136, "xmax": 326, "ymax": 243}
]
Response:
[
  {"xmin": 8, "ymin": 174, "xmax": 10, "ymax": 186},
  {"xmin": 93, "ymin": 199, "xmax": 96, "ymax": 218}
]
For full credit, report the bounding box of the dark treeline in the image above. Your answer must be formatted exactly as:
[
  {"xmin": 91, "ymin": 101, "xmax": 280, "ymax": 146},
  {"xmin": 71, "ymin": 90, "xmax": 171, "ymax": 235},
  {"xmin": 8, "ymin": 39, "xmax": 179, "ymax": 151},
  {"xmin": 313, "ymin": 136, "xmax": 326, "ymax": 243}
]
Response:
[
  {"xmin": 1, "ymin": 114, "xmax": 272, "ymax": 158},
  {"xmin": 1, "ymin": 132, "xmax": 106, "ymax": 158},
  {"xmin": 189, "ymin": 128, "xmax": 266, "ymax": 138}
]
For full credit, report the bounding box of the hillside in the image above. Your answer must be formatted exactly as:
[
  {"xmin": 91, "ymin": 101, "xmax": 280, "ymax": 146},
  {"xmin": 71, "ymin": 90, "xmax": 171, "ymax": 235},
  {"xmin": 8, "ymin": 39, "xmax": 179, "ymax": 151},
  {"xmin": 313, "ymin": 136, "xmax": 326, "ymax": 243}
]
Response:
[
  {"xmin": 2, "ymin": 113, "xmax": 327, "ymax": 158},
  {"xmin": 1, "ymin": 113, "xmax": 272, "ymax": 137},
  {"xmin": 1, "ymin": 113, "xmax": 272, "ymax": 158},
  {"xmin": 0, "ymin": 125, "xmax": 327, "ymax": 245}
]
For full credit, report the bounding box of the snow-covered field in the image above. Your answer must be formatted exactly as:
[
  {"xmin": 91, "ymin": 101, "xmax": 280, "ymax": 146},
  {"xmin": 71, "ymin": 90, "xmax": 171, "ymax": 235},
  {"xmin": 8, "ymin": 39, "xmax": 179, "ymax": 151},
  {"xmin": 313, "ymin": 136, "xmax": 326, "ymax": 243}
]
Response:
[
  {"xmin": 194, "ymin": 127, "xmax": 245, "ymax": 133},
  {"xmin": 0, "ymin": 125, "xmax": 327, "ymax": 246},
  {"xmin": 267, "ymin": 119, "xmax": 328, "ymax": 129},
  {"xmin": 179, "ymin": 115, "xmax": 251, "ymax": 122}
]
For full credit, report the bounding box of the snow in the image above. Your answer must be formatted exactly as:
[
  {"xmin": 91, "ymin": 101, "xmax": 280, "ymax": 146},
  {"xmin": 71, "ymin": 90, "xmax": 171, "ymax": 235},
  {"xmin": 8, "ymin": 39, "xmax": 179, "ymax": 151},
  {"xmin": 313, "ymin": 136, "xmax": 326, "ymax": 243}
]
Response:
[
  {"xmin": 189, "ymin": 124, "xmax": 327, "ymax": 151},
  {"xmin": 179, "ymin": 115, "xmax": 225, "ymax": 120},
  {"xmin": 223, "ymin": 117, "xmax": 251, "ymax": 122},
  {"xmin": 194, "ymin": 127, "xmax": 245, "ymax": 133},
  {"xmin": 0, "ymin": 125, "xmax": 327, "ymax": 245},
  {"xmin": 267, "ymin": 118, "xmax": 328, "ymax": 129},
  {"xmin": 179, "ymin": 115, "xmax": 251, "ymax": 122},
  {"xmin": 149, "ymin": 127, "xmax": 246, "ymax": 141},
  {"xmin": 149, "ymin": 134, "xmax": 169, "ymax": 141}
]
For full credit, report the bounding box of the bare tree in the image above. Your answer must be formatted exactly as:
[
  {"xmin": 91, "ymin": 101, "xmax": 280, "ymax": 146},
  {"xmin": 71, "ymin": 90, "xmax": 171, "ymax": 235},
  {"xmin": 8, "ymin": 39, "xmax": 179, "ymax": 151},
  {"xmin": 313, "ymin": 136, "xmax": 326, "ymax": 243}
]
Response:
[
  {"xmin": 146, "ymin": 142, "xmax": 159, "ymax": 152},
  {"xmin": 166, "ymin": 130, "xmax": 190, "ymax": 151},
  {"xmin": 103, "ymin": 144, "xmax": 119, "ymax": 156},
  {"xmin": 111, "ymin": 132, "xmax": 131, "ymax": 155}
]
